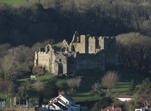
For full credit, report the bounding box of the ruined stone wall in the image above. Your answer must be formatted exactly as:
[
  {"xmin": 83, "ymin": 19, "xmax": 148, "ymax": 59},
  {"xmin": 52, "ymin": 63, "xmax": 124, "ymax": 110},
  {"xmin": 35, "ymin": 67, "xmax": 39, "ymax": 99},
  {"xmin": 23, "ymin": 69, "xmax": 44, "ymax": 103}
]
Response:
[
  {"xmin": 37, "ymin": 52, "xmax": 51, "ymax": 71},
  {"xmin": 76, "ymin": 52, "xmax": 105, "ymax": 71},
  {"xmin": 98, "ymin": 37, "xmax": 105, "ymax": 50},
  {"xmin": 103, "ymin": 37, "xmax": 118, "ymax": 65},
  {"xmin": 76, "ymin": 35, "xmax": 86, "ymax": 53},
  {"xmin": 34, "ymin": 51, "xmax": 56, "ymax": 73},
  {"xmin": 104, "ymin": 37, "xmax": 116, "ymax": 50},
  {"xmin": 88, "ymin": 37, "xmax": 96, "ymax": 54},
  {"xmin": 54, "ymin": 53, "xmax": 67, "ymax": 75},
  {"xmin": 34, "ymin": 32, "xmax": 118, "ymax": 75}
]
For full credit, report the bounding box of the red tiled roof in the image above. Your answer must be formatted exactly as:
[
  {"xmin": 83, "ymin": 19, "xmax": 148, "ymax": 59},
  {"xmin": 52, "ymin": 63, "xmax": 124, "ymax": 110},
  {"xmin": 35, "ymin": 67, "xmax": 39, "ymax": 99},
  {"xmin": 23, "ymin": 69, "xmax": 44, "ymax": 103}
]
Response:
[{"xmin": 101, "ymin": 105, "xmax": 122, "ymax": 111}]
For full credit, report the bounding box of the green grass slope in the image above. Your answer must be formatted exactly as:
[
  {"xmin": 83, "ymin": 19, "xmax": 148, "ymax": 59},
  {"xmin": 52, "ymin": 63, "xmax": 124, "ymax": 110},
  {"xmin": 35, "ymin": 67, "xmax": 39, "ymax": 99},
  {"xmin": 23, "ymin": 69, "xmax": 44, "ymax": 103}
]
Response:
[{"xmin": 0, "ymin": 0, "xmax": 26, "ymax": 5}]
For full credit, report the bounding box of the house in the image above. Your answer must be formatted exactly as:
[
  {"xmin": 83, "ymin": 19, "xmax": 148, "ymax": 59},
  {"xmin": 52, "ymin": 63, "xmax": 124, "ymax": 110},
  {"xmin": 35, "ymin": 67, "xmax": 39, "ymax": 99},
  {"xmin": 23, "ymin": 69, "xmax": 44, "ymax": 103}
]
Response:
[
  {"xmin": 42, "ymin": 91, "xmax": 80, "ymax": 111},
  {"xmin": 101, "ymin": 105, "xmax": 122, "ymax": 111},
  {"xmin": 135, "ymin": 106, "xmax": 151, "ymax": 111},
  {"xmin": 117, "ymin": 95, "xmax": 132, "ymax": 102},
  {"xmin": 0, "ymin": 98, "xmax": 6, "ymax": 110}
]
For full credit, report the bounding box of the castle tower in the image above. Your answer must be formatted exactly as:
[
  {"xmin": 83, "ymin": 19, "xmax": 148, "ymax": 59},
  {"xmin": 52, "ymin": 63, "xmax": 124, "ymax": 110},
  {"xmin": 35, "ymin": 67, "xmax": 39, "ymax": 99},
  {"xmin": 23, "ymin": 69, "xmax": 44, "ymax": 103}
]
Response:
[{"xmin": 98, "ymin": 36, "xmax": 116, "ymax": 50}]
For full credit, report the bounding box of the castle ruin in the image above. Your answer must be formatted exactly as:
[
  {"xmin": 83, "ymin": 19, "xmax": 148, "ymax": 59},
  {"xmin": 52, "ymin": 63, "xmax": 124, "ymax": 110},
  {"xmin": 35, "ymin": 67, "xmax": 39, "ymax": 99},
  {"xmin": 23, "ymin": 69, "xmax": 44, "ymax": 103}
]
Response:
[{"xmin": 34, "ymin": 31, "xmax": 118, "ymax": 75}]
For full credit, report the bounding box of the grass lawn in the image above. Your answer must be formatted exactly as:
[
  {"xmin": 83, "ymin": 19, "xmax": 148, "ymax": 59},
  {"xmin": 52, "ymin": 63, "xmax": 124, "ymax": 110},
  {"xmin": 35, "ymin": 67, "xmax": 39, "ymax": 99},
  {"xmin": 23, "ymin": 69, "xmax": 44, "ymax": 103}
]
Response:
[
  {"xmin": 0, "ymin": 0, "xmax": 26, "ymax": 5},
  {"xmin": 37, "ymin": 75, "xmax": 54, "ymax": 81},
  {"xmin": 16, "ymin": 75, "xmax": 54, "ymax": 82},
  {"xmin": 110, "ymin": 82, "xmax": 131, "ymax": 93},
  {"xmin": 73, "ymin": 92, "xmax": 99, "ymax": 102}
]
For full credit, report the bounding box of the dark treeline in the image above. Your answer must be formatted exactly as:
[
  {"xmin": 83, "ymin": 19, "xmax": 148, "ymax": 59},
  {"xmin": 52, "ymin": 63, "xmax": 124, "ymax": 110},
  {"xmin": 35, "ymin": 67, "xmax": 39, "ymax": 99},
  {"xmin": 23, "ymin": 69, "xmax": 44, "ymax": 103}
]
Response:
[
  {"xmin": 0, "ymin": 0, "xmax": 151, "ymax": 46},
  {"xmin": 0, "ymin": 0, "xmax": 151, "ymax": 80}
]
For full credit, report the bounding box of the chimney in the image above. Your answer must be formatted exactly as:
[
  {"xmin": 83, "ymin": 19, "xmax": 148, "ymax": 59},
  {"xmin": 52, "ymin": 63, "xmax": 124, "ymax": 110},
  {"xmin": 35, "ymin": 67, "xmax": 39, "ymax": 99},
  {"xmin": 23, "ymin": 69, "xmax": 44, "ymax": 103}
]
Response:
[
  {"xmin": 59, "ymin": 91, "xmax": 65, "ymax": 95},
  {"xmin": 112, "ymin": 105, "xmax": 114, "ymax": 110},
  {"xmin": 146, "ymin": 106, "xmax": 148, "ymax": 109}
]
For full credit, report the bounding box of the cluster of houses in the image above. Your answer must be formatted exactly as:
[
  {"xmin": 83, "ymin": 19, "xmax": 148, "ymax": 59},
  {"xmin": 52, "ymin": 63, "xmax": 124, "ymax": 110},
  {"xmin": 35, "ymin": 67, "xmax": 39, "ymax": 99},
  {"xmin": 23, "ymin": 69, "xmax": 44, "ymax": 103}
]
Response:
[
  {"xmin": 1, "ymin": 93, "xmax": 151, "ymax": 111},
  {"xmin": 100, "ymin": 105, "xmax": 150, "ymax": 111},
  {"xmin": 38, "ymin": 92, "xmax": 151, "ymax": 111}
]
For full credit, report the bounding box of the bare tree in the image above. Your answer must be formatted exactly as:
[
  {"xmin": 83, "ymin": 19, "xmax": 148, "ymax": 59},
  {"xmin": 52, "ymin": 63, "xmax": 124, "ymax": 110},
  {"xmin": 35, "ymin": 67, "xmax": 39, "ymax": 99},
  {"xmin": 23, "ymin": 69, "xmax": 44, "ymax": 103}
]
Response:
[
  {"xmin": 34, "ymin": 79, "xmax": 44, "ymax": 92},
  {"xmin": 0, "ymin": 80, "xmax": 16, "ymax": 98},
  {"xmin": 101, "ymin": 71, "xmax": 119, "ymax": 89},
  {"xmin": 91, "ymin": 82, "xmax": 101, "ymax": 96},
  {"xmin": 117, "ymin": 33, "xmax": 151, "ymax": 73},
  {"xmin": 67, "ymin": 77, "xmax": 82, "ymax": 94},
  {"xmin": 22, "ymin": 79, "xmax": 31, "ymax": 90},
  {"xmin": 1, "ymin": 55, "xmax": 22, "ymax": 80},
  {"xmin": 1, "ymin": 45, "xmax": 33, "ymax": 80}
]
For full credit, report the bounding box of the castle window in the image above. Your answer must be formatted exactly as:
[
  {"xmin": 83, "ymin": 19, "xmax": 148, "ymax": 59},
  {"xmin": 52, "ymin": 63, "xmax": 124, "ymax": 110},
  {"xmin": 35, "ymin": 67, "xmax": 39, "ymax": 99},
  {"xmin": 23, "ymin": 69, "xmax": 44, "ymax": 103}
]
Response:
[
  {"xmin": 47, "ymin": 46, "xmax": 50, "ymax": 52},
  {"xmin": 59, "ymin": 59, "xmax": 62, "ymax": 62},
  {"xmin": 96, "ymin": 38, "xmax": 99, "ymax": 49}
]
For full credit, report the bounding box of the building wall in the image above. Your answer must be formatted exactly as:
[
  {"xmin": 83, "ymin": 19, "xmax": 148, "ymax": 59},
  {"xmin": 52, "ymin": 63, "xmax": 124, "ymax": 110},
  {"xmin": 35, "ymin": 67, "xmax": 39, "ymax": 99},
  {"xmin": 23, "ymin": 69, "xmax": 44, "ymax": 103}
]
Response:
[
  {"xmin": 54, "ymin": 53, "xmax": 67, "ymax": 75},
  {"xmin": 75, "ymin": 35, "xmax": 86, "ymax": 53},
  {"xmin": 76, "ymin": 52, "xmax": 105, "ymax": 71},
  {"xmin": 88, "ymin": 37, "xmax": 96, "ymax": 54},
  {"xmin": 98, "ymin": 37, "xmax": 104, "ymax": 50},
  {"xmin": 37, "ymin": 52, "xmax": 51, "ymax": 71},
  {"xmin": 34, "ymin": 44, "xmax": 55, "ymax": 73}
]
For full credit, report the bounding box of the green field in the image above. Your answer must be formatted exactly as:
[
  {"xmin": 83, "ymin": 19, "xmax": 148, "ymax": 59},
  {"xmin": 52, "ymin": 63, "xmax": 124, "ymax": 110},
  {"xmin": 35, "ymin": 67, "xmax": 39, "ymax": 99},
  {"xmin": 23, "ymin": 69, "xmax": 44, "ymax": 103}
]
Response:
[
  {"xmin": 110, "ymin": 82, "xmax": 131, "ymax": 93},
  {"xmin": 0, "ymin": 0, "xmax": 26, "ymax": 5}
]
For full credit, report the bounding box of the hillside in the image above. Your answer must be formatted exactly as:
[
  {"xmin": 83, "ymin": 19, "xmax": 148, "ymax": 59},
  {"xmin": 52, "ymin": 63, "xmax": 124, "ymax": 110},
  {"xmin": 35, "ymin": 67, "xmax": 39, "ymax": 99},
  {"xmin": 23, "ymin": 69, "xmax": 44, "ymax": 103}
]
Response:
[
  {"xmin": 0, "ymin": 0, "xmax": 151, "ymax": 46},
  {"xmin": 0, "ymin": 0, "xmax": 151, "ymax": 110}
]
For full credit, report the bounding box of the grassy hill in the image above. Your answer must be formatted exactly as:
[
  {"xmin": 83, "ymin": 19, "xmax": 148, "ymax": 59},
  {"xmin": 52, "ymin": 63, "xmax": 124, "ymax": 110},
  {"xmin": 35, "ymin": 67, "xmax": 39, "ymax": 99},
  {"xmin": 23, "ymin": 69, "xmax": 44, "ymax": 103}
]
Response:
[{"xmin": 0, "ymin": 67, "xmax": 146, "ymax": 106}]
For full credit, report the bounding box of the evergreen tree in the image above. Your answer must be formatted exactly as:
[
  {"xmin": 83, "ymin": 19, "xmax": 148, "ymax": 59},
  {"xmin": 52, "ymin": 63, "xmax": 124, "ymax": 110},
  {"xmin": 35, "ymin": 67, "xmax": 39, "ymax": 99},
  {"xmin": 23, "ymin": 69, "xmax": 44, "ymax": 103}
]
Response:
[
  {"xmin": 128, "ymin": 80, "xmax": 136, "ymax": 95},
  {"xmin": 92, "ymin": 97, "xmax": 112, "ymax": 111}
]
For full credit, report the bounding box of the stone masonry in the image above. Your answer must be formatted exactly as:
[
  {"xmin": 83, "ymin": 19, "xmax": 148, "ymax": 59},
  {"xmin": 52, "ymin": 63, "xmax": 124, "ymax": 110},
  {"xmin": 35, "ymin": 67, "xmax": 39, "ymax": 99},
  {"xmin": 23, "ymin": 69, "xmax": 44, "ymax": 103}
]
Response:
[{"xmin": 34, "ymin": 31, "xmax": 118, "ymax": 75}]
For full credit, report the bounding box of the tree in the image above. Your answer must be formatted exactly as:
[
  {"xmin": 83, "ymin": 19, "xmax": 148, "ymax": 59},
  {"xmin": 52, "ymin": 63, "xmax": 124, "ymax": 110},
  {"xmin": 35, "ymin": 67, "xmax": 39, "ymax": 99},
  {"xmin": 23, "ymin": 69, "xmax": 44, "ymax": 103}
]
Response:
[
  {"xmin": 91, "ymin": 82, "xmax": 101, "ymax": 96},
  {"xmin": 101, "ymin": 71, "xmax": 119, "ymax": 89},
  {"xmin": 1, "ymin": 45, "xmax": 33, "ymax": 80},
  {"xmin": 0, "ymin": 80, "xmax": 16, "ymax": 98},
  {"xmin": 133, "ymin": 78, "xmax": 151, "ymax": 107},
  {"xmin": 22, "ymin": 79, "xmax": 31, "ymax": 90},
  {"xmin": 43, "ymin": 79, "xmax": 58, "ymax": 99},
  {"xmin": 141, "ymin": 78, "xmax": 151, "ymax": 90},
  {"xmin": 1, "ymin": 55, "xmax": 22, "ymax": 80},
  {"xmin": 92, "ymin": 97, "xmax": 113, "ymax": 111},
  {"xmin": 16, "ymin": 88, "xmax": 29, "ymax": 105},
  {"xmin": 128, "ymin": 80, "xmax": 136, "ymax": 95},
  {"xmin": 67, "ymin": 77, "xmax": 82, "ymax": 94},
  {"xmin": 34, "ymin": 79, "xmax": 44, "ymax": 92},
  {"xmin": 117, "ymin": 33, "xmax": 151, "ymax": 74},
  {"xmin": 34, "ymin": 79, "xmax": 44, "ymax": 107}
]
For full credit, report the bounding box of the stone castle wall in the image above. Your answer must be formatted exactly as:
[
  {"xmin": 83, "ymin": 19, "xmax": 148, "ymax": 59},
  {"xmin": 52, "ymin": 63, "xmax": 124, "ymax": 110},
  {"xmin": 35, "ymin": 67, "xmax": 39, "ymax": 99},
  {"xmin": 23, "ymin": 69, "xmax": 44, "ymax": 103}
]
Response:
[
  {"xmin": 34, "ymin": 32, "xmax": 118, "ymax": 75},
  {"xmin": 34, "ymin": 44, "xmax": 56, "ymax": 73}
]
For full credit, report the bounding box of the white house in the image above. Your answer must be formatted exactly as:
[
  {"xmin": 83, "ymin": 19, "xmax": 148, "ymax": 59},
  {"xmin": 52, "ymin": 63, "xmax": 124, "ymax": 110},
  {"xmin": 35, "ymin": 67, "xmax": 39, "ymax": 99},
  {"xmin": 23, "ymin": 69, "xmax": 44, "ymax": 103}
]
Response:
[
  {"xmin": 117, "ymin": 97, "xmax": 132, "ymax": 102},
  {"xmin": 42, "ymin": 91, "xmax": 80, "ymax": 111},
  {"xmin": 135, "ymin": 106, "xmax": 150, "ymax": 111},
  {"xmin": 117, "ymin": 95, "xmax": 132, "ymax": 102}
]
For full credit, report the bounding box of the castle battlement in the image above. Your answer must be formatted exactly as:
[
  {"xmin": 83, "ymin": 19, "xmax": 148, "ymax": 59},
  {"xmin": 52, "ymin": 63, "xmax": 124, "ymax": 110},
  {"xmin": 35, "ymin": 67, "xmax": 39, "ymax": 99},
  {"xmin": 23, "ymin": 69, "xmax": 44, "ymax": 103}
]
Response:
[{"xmin": 88, "ymin": 36, "xmax": 95, "ymax": 39}]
